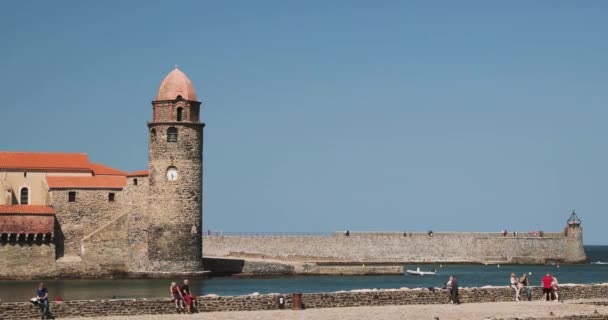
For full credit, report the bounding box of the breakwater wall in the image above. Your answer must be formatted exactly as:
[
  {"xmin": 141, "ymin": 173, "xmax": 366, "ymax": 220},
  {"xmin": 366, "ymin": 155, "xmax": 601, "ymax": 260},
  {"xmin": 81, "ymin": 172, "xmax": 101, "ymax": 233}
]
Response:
[
  {"xmin": 203, "ymin": 230, "xmax": 586, "ymax": 265},
  {"xmin": 1, "ymin": 283, "xmax": 606, "ymax": 319}
]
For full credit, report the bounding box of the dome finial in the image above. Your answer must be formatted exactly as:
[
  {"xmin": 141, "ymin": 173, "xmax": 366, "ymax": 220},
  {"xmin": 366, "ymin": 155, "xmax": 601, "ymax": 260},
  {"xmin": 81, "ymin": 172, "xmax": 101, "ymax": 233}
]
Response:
[{"xmin": 174, "ymin": 64, "xmax": 179, "ymax": 69}]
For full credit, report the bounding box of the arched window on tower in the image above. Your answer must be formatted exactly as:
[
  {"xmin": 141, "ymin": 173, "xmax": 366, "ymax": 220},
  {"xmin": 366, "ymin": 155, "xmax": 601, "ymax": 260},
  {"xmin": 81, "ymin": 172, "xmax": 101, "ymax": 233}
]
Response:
[
  {"xmin": 167, "ymin": 127, "xmax": 178, "ymax": 142},
  {"xmin": 20, "ymin": 187, "xmax": 29, "ymax": 205},
  {"xmin": 177, "ymin": 107, "xmax": 183, "ymax": 122},
  {"xmin": 150, "ymin": 128, "xmax": 157, "ymax": 141}
]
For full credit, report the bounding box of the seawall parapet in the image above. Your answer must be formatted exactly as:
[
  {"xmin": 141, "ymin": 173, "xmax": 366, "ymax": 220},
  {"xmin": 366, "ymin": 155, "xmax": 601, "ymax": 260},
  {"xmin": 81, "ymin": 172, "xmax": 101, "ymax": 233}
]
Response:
[
  {"xmin": 1, "ymin": 283, "xmax": 606, "ymax": 319},
  {"xmin": 203, "ymin": 229, "xmax": 586, "ymax": 265}
]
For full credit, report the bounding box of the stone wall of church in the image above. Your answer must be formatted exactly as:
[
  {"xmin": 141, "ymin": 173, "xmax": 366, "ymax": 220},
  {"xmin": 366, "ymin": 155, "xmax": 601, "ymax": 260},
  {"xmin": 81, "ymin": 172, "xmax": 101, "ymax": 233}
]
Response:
[
  {"xmin": 50, "ymin": 188, "xmax": 126, "ymax": 257},
  {"xmin": 0, "ymin": 242, "xmax": 55, "ymax": 279},
  {"xmin": 125, "ymin": 176, "xmax": 150, "ymax": 271}
]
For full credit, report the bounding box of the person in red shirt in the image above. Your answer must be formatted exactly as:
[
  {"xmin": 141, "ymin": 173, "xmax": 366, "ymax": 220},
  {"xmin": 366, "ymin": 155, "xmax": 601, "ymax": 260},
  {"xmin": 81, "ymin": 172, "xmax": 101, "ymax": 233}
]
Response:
[{"xmin": 541, "ymin": 273, "xmax": 553, "ymax": 301}]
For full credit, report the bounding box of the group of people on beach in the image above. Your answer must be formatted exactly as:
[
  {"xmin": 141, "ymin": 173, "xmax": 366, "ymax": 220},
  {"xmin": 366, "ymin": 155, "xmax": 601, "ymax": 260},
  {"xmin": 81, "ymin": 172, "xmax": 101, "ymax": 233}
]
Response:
[
  {"xmin": 541, "ymin": 273, "xmax": 561, "ymax": 302},
  {"xmin": 509, "ymin": 272, "xmax": 560, "ymax": 302},
  {"xmin": 170, "ymin": 279, "xmax": 198, "ymax": 313},
  {"xmin": 509, "ymin": 273, "xmax": 532, "ymax": 301}
]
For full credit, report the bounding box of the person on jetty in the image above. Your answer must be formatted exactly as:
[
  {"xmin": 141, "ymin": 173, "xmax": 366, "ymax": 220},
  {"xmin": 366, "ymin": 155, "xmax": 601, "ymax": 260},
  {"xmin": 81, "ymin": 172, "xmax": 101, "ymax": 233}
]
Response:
[
  {"xmin": 541, "ymin": 273, "xmax": 554, "ymax": 301},
  {"xmin": 519, "ymin": 273, "xmax": 532, "ymax": 301},
  {"xmin": 170, "ymin": 281, "xmax": 185, "ymax": 313},
  {"xmin": 510, "ymin": 273, "xmax": 520, "ymax": 301},
  {"xmin": 181, "ymin": 279, "xmax": 197, "ymax": 313}
]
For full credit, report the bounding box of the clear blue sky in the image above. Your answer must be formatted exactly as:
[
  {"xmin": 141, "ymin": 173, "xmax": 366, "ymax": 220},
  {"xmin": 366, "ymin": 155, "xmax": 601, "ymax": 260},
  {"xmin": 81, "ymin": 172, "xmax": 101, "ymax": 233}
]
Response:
[{"xmin": 1, "ymin": 1, "xmax": 607, "ymax": 244}]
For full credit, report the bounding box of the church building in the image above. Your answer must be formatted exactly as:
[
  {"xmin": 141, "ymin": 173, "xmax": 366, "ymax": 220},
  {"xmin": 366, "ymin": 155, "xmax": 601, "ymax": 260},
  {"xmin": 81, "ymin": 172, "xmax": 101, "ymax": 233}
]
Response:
[{"xmin": 0, "ymin": 68, "xmax": 205, "ymax": 277}]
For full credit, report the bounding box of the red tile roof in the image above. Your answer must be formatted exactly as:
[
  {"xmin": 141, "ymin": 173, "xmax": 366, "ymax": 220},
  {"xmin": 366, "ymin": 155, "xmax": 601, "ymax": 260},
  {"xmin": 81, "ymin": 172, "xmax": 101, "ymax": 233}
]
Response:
[
  {"xmin": 0, "ymin": 152, "xmax": 92, "ymax": 172},
  {"xmin": 127, "ymin": 170, "xmax": 149, "ymax": 177},
  {"xmin": 0, "ymin": 205, "xmax": 55, "ymax": 215},
  {"xmin": 46, "ymin": 176, "xmax": 126, "ymax": 189},
  {"xmin": 91, "ymin": 163, "xmax": 128, "ymax": 176}
]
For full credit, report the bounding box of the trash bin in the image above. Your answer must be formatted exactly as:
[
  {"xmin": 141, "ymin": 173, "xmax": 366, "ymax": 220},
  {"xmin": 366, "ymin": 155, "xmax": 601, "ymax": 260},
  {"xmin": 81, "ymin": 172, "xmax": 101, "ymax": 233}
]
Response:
[{"xmin": 292, "ymin": 292, "xmax": 302, "ymax": 310}]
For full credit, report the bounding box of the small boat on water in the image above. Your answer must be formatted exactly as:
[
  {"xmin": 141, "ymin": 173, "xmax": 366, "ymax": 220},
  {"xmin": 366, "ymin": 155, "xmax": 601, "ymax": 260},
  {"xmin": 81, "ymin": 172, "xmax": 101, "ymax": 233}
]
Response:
[
  {"xmin": 405, "ymin": 267, "xmax": 437, "ymax": 276},
  {"xmin": 591, "ymin": 261, "xmax": 608, "ymax": 265}
]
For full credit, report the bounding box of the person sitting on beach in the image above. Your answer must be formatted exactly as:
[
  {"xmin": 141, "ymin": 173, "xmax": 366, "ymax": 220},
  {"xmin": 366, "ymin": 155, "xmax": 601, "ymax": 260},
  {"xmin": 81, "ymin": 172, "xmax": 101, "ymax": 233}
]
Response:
[
  {"xmin": 170, "ymin": 281, "xmax": 185, "ymax": 313},
  {"xmin": 181, "ymin": 279, "xmax": 197, "ymax": 313},
  {"xmin": 519, "ymin": 273, "xmax": 532, "ymax": 301},
  {"xmin": 510, "ymin": 273, "xmax": 520, "ymax": 301},
  {"xmin": 551, "ymin": 275, "xmax": 560, "ymax": 302},
  {"xmin": 541, "ymin": 273, "xmax": 553, "ymax": 301},
  {"xmin": 35, "ymin": 282, "xmax": 50, "ymax": 319}
]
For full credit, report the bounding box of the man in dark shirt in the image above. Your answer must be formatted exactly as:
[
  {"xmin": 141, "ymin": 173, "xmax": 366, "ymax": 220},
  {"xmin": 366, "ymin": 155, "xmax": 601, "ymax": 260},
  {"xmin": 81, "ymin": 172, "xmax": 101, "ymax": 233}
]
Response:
[
  {"xmin": 36, "ymin": 282, "xmax": 50, "ymax": 319},
  {"xmin": 450, "ymin": 276, "xmax": 460, "ymax": 304},
  {"xmin": 181, "ymin": 279, "xmax": 197, "ymax": 313},
  {"xmin": 519, "ymin": 273, "xmax": 532, "ymax": 301}
]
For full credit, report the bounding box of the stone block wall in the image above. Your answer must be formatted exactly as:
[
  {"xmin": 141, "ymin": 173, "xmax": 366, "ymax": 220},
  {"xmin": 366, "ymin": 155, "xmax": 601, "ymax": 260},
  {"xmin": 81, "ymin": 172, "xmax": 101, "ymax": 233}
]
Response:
[
  {"xmin": 80, "ymin": 212, "xmax": 129, "ymax": 273},
  {"xmin": 203, "ymin": 231, "xmax": 586, "ymax": 264},
  {"xmin": 0, "ymin": 242, "xmax": 55, "ymax": 279},
  {"xmin": 0, "ymin": 284, "xmax": 606, "ymax": 319},
  {"xmin": 51, "ymin": 188, "xmax": 126, "ymax": 256}
]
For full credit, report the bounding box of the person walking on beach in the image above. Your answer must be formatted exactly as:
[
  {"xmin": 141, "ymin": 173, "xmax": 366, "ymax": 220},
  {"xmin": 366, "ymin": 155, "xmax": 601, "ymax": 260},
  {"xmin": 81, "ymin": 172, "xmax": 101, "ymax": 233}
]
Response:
[
  {"xmin": 36, "ymin": 282, "xmax": 50, "ymax": 319},
  {"xmin": 541, "ymin": 273, "xmax": 553, "ymax": 301},
  {"xmin": 519, "ymin": 273, "xmax": 532, "ymax": 301},
  {"xmin": 510, "ymin": 273, "xmax": 520, "ymax": 301},
  {"xmin": 170, "ymin": 281, "xmax": 185, "ymax": 313},
  {"xmin": 450, "ymin": 275, "xmax": 460, "ymax": 304},
  {"xmin": 445, "ymin": 276, "xmax": 454, "ymax": 303}
]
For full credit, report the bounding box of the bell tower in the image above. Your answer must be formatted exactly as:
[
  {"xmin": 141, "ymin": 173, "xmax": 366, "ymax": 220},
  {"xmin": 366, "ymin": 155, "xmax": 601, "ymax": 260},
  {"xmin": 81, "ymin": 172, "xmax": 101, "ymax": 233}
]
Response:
[{"xmin": 146, "ymin": 67, "xmax": 204, "ymax": 271}]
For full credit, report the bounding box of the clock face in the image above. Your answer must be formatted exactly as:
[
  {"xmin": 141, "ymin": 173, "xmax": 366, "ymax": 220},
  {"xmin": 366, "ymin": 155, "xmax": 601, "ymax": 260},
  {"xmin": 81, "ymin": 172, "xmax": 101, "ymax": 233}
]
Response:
[{"xmin": 167, "ymin": 168, "xmax": 178, "ymax": 181}]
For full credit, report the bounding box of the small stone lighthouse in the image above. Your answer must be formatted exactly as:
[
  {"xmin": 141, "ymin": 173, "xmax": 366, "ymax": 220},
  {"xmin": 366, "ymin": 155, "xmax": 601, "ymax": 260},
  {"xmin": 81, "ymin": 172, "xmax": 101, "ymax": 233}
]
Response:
[{"xmin": 145, "ymin": 67, "xmax": 204, "ymax": 271}]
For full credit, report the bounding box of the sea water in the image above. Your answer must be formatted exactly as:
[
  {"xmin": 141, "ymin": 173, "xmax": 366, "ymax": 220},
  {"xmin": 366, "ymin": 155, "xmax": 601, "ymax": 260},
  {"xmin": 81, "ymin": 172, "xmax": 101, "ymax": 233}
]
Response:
[{"xmin": 1, "ymin": 246, "xmax": 607, "ymax": 302}]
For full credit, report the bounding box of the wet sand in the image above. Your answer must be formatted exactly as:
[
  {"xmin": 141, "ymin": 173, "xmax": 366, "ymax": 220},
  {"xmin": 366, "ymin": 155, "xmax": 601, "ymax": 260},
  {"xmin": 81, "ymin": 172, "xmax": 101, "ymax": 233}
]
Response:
[{"xmin": 81, "ymin": 299, "xmax": 608, "ymax": 320}]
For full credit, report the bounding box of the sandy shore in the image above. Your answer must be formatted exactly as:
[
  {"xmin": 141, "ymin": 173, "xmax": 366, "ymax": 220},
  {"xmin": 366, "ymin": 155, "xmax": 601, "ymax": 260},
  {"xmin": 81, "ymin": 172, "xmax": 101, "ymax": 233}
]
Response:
[{"xmin": 77, "ymin": 299, "xmax": 608, "ymax": 320}]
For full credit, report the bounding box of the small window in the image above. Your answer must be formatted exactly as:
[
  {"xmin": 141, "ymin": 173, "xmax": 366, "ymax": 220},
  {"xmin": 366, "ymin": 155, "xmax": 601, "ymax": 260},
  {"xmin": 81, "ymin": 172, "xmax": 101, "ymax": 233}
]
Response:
[
  {"xmin": 150, "ymin": 128, "xmax": 157, "ymax": 141},
  {"xmin": 20, "ymin": 187, "xmax": 29, "ymax": 205},
  {"xmin": 167, "ymin": 127, "xmax": 178, "ymax": 142},
  {"xmin": 68, "ymin": 191, "xmax": 76, "ymax": 202},
  {"xmin": 24, "ymin": 172, "xmax": 27, "ymax": 178},
  {"xmin": 109, "ymin": 192, "xmax": 115, "ymax": 202},
  {"xmin": 133, "ymin": 178, "xmax": 138, "ymax": 186},
  {"xmin": 177, "ymin": 107, "xmax": 183, "ymax": 121}
]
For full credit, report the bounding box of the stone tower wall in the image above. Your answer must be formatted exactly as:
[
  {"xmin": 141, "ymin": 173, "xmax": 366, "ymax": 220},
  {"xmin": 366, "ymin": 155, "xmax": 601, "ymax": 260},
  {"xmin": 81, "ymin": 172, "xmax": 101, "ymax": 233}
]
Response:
[{"xmin": 146, "ymin": 120, "xmax": 203, "ymax": 272}]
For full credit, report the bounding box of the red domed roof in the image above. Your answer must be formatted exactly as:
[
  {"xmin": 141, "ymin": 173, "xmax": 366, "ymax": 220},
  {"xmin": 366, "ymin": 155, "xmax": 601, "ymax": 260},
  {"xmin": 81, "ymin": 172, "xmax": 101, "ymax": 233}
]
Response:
[{"xmin": 155, "ymin": 67, "xmax": 198, "ymax": 101}]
